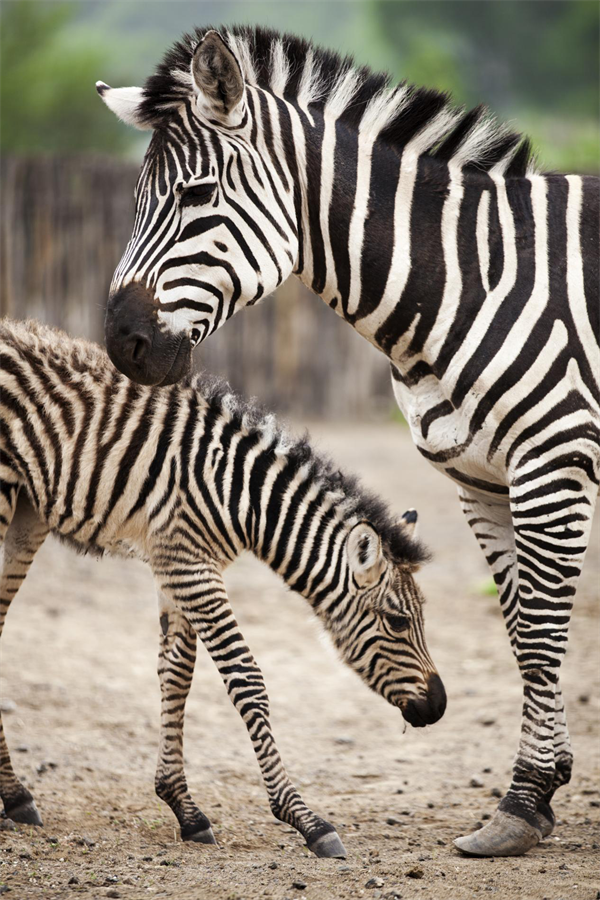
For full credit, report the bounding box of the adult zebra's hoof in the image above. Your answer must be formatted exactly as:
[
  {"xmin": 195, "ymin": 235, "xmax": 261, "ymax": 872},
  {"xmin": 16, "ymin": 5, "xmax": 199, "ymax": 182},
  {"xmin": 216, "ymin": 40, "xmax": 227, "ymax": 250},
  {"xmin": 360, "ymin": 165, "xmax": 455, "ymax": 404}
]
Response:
[
  {"xmin": 182, "ymin": 825, "xmax": 217, "ymax": 845},
  {"xmin": 308, "ymin": 831, "xmax": 347, "ymax": 858},
  {"xmin": 6, "ymin": 800, "xmax": 43, "ymax": 827},
  {"xmin": 454, "ymin": 811, "xmax": 541, "ymax": 857},
  {"xmin": 536, "ymin": 801, "xmax": 555, "ymax": 839}
]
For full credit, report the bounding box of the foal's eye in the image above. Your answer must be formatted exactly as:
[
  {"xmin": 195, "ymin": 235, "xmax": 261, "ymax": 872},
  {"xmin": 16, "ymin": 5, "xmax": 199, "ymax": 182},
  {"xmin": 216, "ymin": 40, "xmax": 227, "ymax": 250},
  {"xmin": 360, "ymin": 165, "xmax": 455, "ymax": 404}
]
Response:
[
  {"xmin": 385, "ymin": 614, "xmax": 410, "ymax": 632},
  {"xmin": 180, "ymin": 182, "xmax": 216, "ymax": 207}
]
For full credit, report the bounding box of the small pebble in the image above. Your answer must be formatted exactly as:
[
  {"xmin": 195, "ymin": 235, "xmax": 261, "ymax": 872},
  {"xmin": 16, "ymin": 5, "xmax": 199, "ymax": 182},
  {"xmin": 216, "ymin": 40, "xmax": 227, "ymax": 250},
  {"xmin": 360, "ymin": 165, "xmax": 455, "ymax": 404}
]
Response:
[
  {"xmin": 338, "ymin": 865, "xmax": 351, "ymax": 873},
  {"xmin": 268, "ymin": 862, "xmax": 278, "ymax": 870},
  {"xmin": 334, "ymin": 737, "xmax": 355, "ymax": 746},
  {"xmin": 436, "ymin": 839, "xmax": 446, "ymax": 846},
  {"xmin": 292, "ymin": 880, "xmax": 307, "ymax": 890},
  {"xmin": 490, "ymin": 787, "xmax": 502, "ymax": 798},
  {"xmin": 395, "ymin": 789, "xmax": 404, "ymax": 795},
  {"xmin": 482, "ymin": 813, "xmax": 491, "ymax": 821},
  {"xmin": 16, "ymin": 745, "xmax": 29, "ymax": 753},
  {"xmin": 68, "ymin": 876, "xmax": 79, "ymax": 885},
  {"xmin": 386, "ymin": 816, "xmax": 401, "ymax": 826},
  {"xmin": 365, "ymin": 877, "xmax": 384, "ymax": 889},
  {"xmin": 470, "ymin": 776, "xmax": 484, "ymax": 788},
  {"xmin": 0, "ymin": 699, "xmax": 16, "ymax": 713},
  {"xmin": 105, "ymin": 875, "xmax": 118, "ymax": 883},
  {"xmin": 0, "ymin": 819, "xmax": 15, "ymax": 832},
  {"xmin": 405, "ymin": 866, "xmax": 424, "ymax": 879},
  {"xmin": 578, "ymin": 694, "xmax": 589, "ymax": 704},
  {"xmin": 36, "ymin": 762, "xmax": 47, "ymax": 775},
  {"xmin": 427, "ymin": 802, "xmax": 434, "ymax": 809},
  {"xmin": 106, "ymin": 891, "xmax": 120, "ymax": 899},
  {"xmin": 482, "ymin": 767, "xmax": 492, "ymax": 774}
]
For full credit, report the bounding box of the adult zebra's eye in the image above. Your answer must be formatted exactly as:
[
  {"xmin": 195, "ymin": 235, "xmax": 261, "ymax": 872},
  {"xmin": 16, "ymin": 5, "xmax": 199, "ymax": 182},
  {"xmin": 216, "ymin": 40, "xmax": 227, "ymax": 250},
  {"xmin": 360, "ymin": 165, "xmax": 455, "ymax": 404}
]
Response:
[
  {"xmin": 180, "ymin": 182, "xmax": 216, "ymax": 207},
  {"xmin": 385, "ymin": 614, "xmax": 410, "ymax": 632}
]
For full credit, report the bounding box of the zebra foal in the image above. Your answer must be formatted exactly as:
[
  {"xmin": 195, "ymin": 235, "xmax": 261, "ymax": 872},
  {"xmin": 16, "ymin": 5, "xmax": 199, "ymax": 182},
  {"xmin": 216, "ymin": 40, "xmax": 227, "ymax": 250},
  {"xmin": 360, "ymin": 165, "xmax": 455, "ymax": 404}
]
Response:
[{"xmin": 0, "ymin": 318, "xmax": 445, "ymax": 856}]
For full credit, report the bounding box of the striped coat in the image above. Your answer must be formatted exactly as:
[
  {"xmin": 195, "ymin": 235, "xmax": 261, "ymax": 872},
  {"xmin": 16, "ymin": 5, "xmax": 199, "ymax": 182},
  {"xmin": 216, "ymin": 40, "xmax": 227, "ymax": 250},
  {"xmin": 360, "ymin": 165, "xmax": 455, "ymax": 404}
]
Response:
[
  {"xmin": 96, "ymin": 26, "xmax": 599, "ymax": 856},
  {"xmin": 0, "ymin": 317, "xmax": 444, "ymax": 856}
]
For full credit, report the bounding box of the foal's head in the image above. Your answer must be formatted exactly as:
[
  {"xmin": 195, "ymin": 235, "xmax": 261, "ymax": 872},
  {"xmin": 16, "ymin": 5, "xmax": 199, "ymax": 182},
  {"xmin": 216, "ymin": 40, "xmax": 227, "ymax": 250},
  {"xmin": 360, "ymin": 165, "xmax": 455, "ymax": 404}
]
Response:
[{"xmin": 326, "ymin": 511, "xmax": 446, "ymax": 728}]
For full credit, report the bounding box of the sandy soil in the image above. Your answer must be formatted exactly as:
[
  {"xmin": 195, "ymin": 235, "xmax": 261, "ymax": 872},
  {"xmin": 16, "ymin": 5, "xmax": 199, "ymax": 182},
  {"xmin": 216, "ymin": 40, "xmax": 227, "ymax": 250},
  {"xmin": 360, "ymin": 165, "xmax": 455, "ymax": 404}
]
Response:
[{"xmin": 1, "ymin": 423, "xmax": 598, "ymax": 900}]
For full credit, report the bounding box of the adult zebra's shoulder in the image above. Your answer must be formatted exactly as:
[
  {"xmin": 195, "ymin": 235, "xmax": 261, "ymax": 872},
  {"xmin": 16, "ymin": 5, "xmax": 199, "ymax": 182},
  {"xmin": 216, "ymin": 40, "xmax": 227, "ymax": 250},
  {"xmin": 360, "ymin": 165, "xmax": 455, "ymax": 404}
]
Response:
[
  {"xmin": 0, "ymin": 316, "xmax": 444, "ymax": 855},
  {"xmin": 97, "ymin": 25, "xmax": 599, "ymax": 856}
]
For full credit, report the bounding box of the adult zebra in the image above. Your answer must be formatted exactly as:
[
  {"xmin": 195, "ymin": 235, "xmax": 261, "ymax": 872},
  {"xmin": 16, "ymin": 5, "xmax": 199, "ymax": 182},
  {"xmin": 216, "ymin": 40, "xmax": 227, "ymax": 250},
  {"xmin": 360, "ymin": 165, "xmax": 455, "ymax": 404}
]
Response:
[{"xmin": 97, "ymin": 26, "xmax": 599, "ymax": 856}]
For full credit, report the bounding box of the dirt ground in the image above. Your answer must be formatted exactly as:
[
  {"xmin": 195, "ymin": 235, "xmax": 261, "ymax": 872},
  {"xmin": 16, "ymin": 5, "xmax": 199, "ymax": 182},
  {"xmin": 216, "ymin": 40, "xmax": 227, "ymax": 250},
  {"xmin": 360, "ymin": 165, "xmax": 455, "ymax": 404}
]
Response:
[{"xmin": 1, "ymin": 423, "xmax": 598, "ymax": 900}]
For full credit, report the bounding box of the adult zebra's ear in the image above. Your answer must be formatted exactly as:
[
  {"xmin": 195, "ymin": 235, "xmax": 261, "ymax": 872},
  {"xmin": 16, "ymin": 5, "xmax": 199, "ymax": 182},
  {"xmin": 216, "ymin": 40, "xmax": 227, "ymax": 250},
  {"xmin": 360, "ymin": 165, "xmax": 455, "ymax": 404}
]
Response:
[
  {"xmin": 95, "ymin": 83, "xmax": 152, "ymax": 131},
  {"xmin": 191, "ymin": 31, "xmax": 245, "ymax": 121},
  {"xmin": 347, "ymin": 522, "xmax": 385, "ymax": 588}
]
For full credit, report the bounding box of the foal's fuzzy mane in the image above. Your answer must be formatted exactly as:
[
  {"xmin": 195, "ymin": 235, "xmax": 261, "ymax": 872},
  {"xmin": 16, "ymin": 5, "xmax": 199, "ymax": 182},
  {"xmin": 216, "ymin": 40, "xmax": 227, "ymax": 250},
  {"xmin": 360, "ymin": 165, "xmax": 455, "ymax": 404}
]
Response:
[
  {"xmin": 1, "ymin": 317, "xmax": 428, "ymax": 570},
  {"xmin": 139, "ymin": 23, "xmax": 536, "ymax": 178}
]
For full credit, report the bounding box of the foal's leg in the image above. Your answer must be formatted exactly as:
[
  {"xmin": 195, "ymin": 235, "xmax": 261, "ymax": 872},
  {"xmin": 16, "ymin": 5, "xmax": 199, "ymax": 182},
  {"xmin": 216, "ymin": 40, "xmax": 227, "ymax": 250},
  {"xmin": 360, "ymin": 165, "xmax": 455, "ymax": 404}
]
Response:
[
  {"xmin": 154, "ymin": 591, "xmax": 216, "ymax": 844},
  {"xmin": 0, "ymin": 490, "xmax": 48, "ymax": 825},
  {"xmin": 155, "ymin": 562, "xmax": 346, "ymax": 858},
  {"xmin": 456, "ymin": 465, "xmax": 598, "ymax": 856}
]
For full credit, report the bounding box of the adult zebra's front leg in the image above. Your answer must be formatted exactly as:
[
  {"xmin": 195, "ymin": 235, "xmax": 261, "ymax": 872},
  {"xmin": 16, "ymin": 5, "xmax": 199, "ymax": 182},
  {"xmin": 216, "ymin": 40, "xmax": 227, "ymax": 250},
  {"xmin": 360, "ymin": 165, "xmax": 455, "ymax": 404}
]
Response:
[
  {"xmin": 154, "ymin": 561, "xmax": 347, "ymax": 858},
  {"xmin": 456, "ymin": 489, "xmax": 561, "ymax": 848},
  {"xmin": 455, "ymin": 463, "xmax": 598, "ymax": 856},
  {"xmin": 154, "ymin": 591, "xmax": 217, "ymax": 844}
]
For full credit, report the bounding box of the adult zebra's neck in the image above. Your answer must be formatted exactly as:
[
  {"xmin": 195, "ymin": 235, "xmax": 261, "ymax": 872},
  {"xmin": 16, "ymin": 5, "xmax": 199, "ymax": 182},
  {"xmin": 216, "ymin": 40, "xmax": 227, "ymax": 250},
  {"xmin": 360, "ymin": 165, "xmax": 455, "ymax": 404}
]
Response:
[{"xmin": 280, "ymin": 88, "xmax": 531, "ymax": 377}]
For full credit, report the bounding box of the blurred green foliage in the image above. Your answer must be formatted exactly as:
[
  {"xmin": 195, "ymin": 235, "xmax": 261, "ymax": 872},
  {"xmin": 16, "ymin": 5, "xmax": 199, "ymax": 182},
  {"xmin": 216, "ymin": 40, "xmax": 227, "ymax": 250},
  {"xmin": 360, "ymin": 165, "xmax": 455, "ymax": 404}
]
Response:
[
  {"xmin": 371, "ymin": 0, "xmax": 599, "ymax": 172},
  {"xmin": 1, "ymin": 0, "xmax": 597, "ymax": 171},
  {"xmin": 0, "ymin": 1, "xmax": 132, "ymax": 153}
]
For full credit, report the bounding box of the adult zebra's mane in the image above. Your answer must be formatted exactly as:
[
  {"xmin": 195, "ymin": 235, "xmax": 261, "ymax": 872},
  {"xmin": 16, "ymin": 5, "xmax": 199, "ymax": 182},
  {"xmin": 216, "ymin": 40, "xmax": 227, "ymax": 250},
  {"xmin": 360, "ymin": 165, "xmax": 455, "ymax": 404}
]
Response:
[
  {"xmin": 139, "ymin": 24, "xmax": 536, "ymax": 178},
  {"xmin": 1, "ymin": 318, "xmax": 428, "ymax": 570}
]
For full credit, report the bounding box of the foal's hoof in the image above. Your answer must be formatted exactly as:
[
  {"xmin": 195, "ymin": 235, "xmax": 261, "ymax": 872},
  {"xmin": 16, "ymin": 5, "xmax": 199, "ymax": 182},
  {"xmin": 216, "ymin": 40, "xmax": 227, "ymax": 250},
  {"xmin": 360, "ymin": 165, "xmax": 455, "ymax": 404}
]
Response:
[
  {"xmin": 536, "ymin": 801, "xmax": 555, "ymax": 839},
  {"xmin": 6, "ymin": 800, "xmax": 43, "ymax": 827},
  {"xmin": 182, "ymin": 825, "xmax": 217, "ymax": 845},
  {"xmin": 454, "ymin": 810, "xmax": 541, "ymax": 857},
  {"xmin": 308, "ymin": 831, "xmax": 347, "ymax": 858}
]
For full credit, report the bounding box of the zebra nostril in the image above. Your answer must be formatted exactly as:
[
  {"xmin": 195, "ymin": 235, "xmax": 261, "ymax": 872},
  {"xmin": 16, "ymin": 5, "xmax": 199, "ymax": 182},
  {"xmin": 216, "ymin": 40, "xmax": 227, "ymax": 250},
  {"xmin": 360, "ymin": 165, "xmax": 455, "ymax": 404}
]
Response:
[
  {"xmin": 127, "ymin": 333, "xmax": 151, "ymax": 364},
  {"xmin": 190, "ymin": 329, "xmax": 201, "ymax": 347}
]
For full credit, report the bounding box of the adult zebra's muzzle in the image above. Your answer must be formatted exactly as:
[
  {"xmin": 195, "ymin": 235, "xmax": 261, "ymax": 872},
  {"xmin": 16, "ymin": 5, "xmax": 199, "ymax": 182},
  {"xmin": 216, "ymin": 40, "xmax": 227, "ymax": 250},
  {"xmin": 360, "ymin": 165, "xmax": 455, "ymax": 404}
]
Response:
[
  {"xmin": 105, "ymin": 283, "xmax": 192, "ymax": 386},
  {"xmin": 401, "ymin": 673, "xmax": 447, "ymax": 728}
]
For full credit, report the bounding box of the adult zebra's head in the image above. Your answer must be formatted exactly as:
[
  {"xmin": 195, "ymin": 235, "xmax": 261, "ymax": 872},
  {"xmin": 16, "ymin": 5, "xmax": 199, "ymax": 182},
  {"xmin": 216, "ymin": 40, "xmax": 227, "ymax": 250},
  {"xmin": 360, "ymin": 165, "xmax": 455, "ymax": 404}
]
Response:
[
  {"xmin": 98, "ymin": 29, "xmax": 299, "ymax": 385},
  {"xmin": 331, "ymin": 511, "xmax": 446, "ymax": 728}
]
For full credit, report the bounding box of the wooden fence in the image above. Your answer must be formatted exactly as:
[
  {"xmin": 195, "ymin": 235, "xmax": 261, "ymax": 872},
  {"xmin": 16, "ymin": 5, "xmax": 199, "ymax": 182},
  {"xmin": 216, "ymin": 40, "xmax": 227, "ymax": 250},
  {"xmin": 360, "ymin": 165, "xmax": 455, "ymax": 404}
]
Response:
[{"xmin": 0, "ymin": 155, "xmax": 392, "ymax": 419}]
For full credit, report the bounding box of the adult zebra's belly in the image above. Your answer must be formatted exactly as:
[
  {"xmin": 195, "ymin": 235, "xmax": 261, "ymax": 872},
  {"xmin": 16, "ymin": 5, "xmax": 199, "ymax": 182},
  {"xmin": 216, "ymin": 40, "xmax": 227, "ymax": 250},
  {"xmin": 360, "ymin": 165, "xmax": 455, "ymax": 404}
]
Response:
[{"xmin": 391, "ymin": 373, "xmax": 509, "ymax": 499}]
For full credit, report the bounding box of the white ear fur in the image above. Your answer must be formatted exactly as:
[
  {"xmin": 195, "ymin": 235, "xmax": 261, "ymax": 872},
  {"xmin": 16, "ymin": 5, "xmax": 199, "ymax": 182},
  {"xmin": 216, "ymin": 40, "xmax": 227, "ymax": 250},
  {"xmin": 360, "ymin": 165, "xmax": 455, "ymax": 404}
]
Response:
[
  {"xmin": 400, "ymin": 508, "xmax": 418, "ymax": 539},
  {"xmin": 191, "ymin": 31, "xmax": 245, "ymax": 121},
  {"xmin": 96, "ymin": 83, "xmax": 152, "ymax": 131},
  {"xmin": 347, "ymin": 522, "xmax": 384, "ymax": 588}
]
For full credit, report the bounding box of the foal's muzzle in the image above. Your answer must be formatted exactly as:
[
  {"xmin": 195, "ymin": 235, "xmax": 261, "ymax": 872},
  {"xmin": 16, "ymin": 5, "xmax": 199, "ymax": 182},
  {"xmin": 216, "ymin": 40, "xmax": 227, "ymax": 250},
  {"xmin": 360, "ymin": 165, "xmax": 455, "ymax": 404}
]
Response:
[
  {"xmin": 105, "ymin": 283, "xmax": 192, "ymax": 386},
  {"xmin": 402, "ymin": 673, "xmax": 447, "ymax": 728}
]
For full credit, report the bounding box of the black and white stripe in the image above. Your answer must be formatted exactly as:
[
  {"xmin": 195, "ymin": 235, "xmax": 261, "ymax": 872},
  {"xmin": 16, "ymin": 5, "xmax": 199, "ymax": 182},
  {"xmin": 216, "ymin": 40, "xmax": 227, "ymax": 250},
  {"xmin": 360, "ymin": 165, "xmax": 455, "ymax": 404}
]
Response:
[
  {"xmin": 0, "ymin": 318, "xmax": 444, "ymax": 855},
  {"xmin": 98, "ymin": 25, "xmax": 599, "ymax": 856}
]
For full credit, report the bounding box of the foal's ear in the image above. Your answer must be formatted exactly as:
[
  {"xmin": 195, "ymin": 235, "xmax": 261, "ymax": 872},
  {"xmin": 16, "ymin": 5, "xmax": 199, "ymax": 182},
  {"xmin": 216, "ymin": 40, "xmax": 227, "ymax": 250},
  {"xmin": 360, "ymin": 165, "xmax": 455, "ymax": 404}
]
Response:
[
  {"xmin": 348, "ymin": 522, "xmax": 385, "ymax": 588},
  {"xmin": 191, "ymin": 31, "xmax": 245, "ymax": 121},
  {"xmin": 399, "ymin": 508, "xmax": 418, "ymax": 539},
  {"xmin": 95, "ymin": 82, "xmax": 152, "ymax": 131}
]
